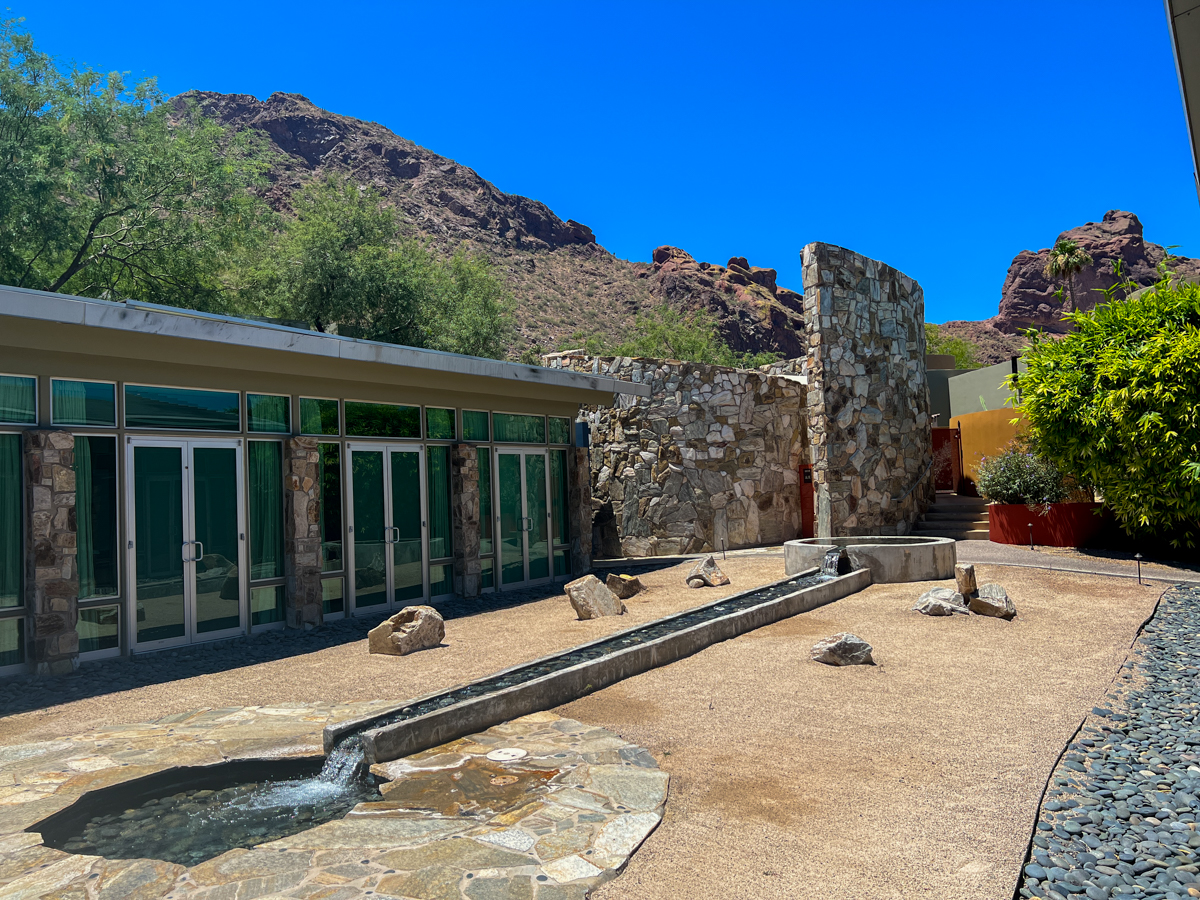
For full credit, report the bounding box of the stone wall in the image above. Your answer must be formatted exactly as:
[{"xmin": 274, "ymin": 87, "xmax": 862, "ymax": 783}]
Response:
[
  {"xmin": 451, "ymin": 443, "xmax": 481, "ymax": 599},
  {"xmin": 544, "ymin": 354, "xmax": 807, "ymax": 558},
  {"xmin": 24, "ymin": 431, "xmax": 79, "ymax": 674},
  {"xmin": 283, "ymin": 437, "xmax": 323, "ymax": 629},
  {"xmin": 567, "ymin": 447, "xmax": 593, "ymax": 573},
  {"xmin": 802, "ymin": 242, "xmax": 933, "ymax": 536}
]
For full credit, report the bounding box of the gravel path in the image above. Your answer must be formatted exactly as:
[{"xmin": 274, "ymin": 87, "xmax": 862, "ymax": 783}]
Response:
[
  {"xmin": 1020, "ymin": 584, "xmax": 1200, "ymax": 900},
  {"xmin": 956, "ymin": 544, "xmax": 1200, "ymax": 585}
]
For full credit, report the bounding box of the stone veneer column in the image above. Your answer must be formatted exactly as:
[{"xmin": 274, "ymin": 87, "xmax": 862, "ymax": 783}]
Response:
[
  {"xmin": 284, "ymin": 437, "xmax": 323, "ymax": 629},
  {"xmin": 24, "ymin": 430, "xmax": 79, "ymax": 675},
  {"xmin": 451, "ymin": 444, "xmax": 481, "ymax": 598},
  {"xmin": 568, "ymin": 447, "xmax": 593, "ymax": 572}
]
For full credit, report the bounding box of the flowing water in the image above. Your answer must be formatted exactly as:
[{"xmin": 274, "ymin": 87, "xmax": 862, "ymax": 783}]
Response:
[{"xmin": 56, "ymin": 570, "xmax": 830, "ymax": 864}]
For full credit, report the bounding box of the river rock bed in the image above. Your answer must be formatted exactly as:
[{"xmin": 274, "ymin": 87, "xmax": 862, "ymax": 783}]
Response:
[{"xmin": 1020, "ymin": 584, "xmax": 1200, "ymax": 900}]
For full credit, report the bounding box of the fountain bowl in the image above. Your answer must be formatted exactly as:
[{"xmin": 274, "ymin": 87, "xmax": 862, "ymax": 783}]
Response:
[{"xmin": 784, "ymin": 536, "xmax": 956, "ymax": 584}]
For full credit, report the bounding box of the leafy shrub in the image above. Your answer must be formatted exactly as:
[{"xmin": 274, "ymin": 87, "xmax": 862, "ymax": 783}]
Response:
[
  {"xmin": 1015, "ymin": 274, "xmax": 1200, "ymax": 545},
  {"xmin": 975, "ymin": 445, "xmax": 1071, "ymax": 506},
  {"xmin": 924, "ymin": 323, "xmax": 981, "ymax": 369},
  {"xmin": 611, "ymin": 305, "xmax": 781, "ymax": 368}
]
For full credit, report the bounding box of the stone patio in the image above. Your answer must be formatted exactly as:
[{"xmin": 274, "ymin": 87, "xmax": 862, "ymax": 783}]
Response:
[{"xmin": 0, "ymin": 704, "xmax": 667, "ymax": 900}]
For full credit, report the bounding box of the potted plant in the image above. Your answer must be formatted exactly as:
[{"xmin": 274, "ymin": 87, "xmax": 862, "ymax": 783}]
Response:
[{"xmin": 975, "ymin": 441, "xmax": 1108, "ymax": 546}]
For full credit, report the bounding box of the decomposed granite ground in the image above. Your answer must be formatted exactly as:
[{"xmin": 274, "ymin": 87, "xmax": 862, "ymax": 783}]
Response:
[{"xmin": 0, "ymin": 706, "xmax": 667, "ymax": 900}]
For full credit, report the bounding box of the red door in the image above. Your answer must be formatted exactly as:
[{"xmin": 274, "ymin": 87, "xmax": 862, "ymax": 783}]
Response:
[
  {"xmin": 931, "ymin": 427, "xmax": 962, "ymax": 491},
  {"xmin": 799, "ymin": 464, "xmax": 815, "ymax": 538}
]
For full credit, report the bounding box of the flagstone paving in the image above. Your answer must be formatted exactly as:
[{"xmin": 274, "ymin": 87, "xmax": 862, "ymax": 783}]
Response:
[{"xmin": 0, "ymin": 706, "xmax": 667, "ymax": 899}]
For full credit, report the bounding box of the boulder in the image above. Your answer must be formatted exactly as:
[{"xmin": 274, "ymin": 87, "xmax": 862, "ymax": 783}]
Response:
[
  {"xmin": 368, "ymin": 606, "xmax": 445, "ymax": 656},
  {"xmin": 913, "ymin": 588, "xmax": 969, "ymax": 616},
  {"xmin": 686, "ymin": 555, "xmax": 730, "ymax": 588},
  {"xmin": 565, "ymin": 575, "xmax": 626, "ymax": 619},
  {"xmin": 968, "ymin": 583, "xmax": 1016, "ymax": 620},
  {"xmin": 605, "ymin": 573, "xmax": 645, "ymax": 600},
  {"xmin": 954, "ymin": 563, "xmax": 978, "ymax": 598},
  {"xmin": 810, "ymin": 632, "xmax": 875, "ymax": 666}
]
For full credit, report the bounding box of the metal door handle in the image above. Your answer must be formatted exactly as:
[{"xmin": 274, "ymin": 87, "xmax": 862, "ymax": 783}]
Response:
[
  {"xmin": 182, "ymin": 540, "xmax": 204, "ymax": 562},
  {"xmin": 194, "ymin": 540, "xmax": 204, "ymax": 562},
  {"xmin": 383, "ymin": 526, "xmax": 400, "ymax": 544}
]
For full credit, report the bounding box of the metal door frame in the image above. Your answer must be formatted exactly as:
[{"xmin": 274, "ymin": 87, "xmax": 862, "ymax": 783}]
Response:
[
  {"xmin": 125, "ymin": 436, "xmax": 247, "ymax": 652},
  {"xmin": 345, "ymin": 442, "xmax": 428, "ymax": 616},
  {"xmin": 493, "ymin": 446, "xmax": 553, "ymax": 590}
]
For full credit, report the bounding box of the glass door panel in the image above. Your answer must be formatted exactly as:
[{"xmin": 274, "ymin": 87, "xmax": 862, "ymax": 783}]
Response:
[
  {"xmin": 133, "ymin": 446, "xmax": 186, "ymax": 644},
  {"xmin": 390, "ymin": 450, "xmax": 424, "ymax": 603},
  {"xmin": 497, "ymin": 452, "xmax": 524, "ymax": 586},
  {"xmin": 525, "ymin": 453, "xmax": 550, "ymax": 581},
  {"xmin": 192, "ymin": 447, "xmax": 241, "ymax": 634},
  {"xmin": 352, "ymin": 450, "xmax": 388, "ymax": 608}
]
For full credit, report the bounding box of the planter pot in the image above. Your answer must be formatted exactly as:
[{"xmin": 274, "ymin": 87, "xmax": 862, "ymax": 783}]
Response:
[{"xmin": 988, "ymin": 502, "xmax": 1110, "ymax": 547}]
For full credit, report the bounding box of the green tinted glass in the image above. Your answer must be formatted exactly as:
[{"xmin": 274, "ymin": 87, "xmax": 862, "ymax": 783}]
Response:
[
  {"xmin": 345, "ymin": 401, "xmax": 419, "ymax": 438},
  {"xmin": 549, "ymin": 417, "xmax": 572, "ymax": 445},
  {"xmin": 462, "ymin": 410, "xmax": 489, "ymax": 442},
  {"xmin": 426, "ymin": 408, "xmax": 455, "ymax": 441},
  {"xmin": 479, "ymin": 451, "xmax": 493, "ymax": 556},
  {"xmin": 352, "ymin": 451, "xmax": 387, "ymax": 608},
  {"xmin": 391, "ymin": 450, "xmax": 423, "ymax": 602},
  {"xmin": 76, "ymin": 436, "xmax": 119, "ymax": 600},
  {"xmin": 550, "ymin": 448, "xmax": 569, "ymax": 545},
  {"xmin": 320, "ymin": 443, "xmax": 343, "ymax": 573},
  {"xmin": 251, "ymin": 585, "xmax": 285, "ymax": 626},
  {"xmin": 0, "ymin": 375, "xmax": 35, "ymax": 424},
  {"xmin": 0, "ymin": 616, "xmax": 22, "ymax": 667},
  {"xmin": 78, "ymin": 605, "xmax": 119, "ymax": 653},
  {"xmin": 498, "ymin": 453, "xmax": 522, "ymax": 585},
  {"xmin": 53, "ymin": 380, "xmax": 115, "ymax": 427},
  {"xmin": 193, "ymin": 447, "xmax": 241, "ymax": 633},
  {"xmin": 248, "ymin": 442, "xmax": 283, "ymax": 581},
  {"xmin": 125, "ymin": 385, "xmax": 239, "ymax": 431},
  {"xmin": 322, "ymin": 577, "xmax": 344, "ymax": 615},
  {"xmin": 526, "ymin": 454, "xmax": 549, "ymax": 581},
  {"xmin": 0, "ymin": 434, "xmax": 22, "ymax": 609},
  {"xmin": 427, "ymin": 446, "xmax": 451, "ymax": 560},
  {"xmin": 134, "ymin": 445, "xmax": 185, "ymax": 643},
  {"xmin": 493, "ymin": 413, "xmax": 545, "ymax": 443},
  {"xmin": 248, "ymin": 394, "xmax": 290, "ymax": 433},
  {"xmin": 300, "ymin": 398, "xmax": 339, "ymax": 435}
]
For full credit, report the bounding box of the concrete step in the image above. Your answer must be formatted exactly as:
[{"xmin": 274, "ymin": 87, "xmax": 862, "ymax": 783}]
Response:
[
  {"xmin": 913, "ymin": 526, "xmax": 991, "ymax": 540},
  {"xmin": 922, "ymin": 510, "xmax": 990, "ymax": 523}
]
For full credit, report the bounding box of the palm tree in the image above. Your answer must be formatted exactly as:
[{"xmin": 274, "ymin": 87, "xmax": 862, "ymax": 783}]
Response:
[{"xmin": 1043, "ymin": 239, "xmax": 1094, "ymax": 312}]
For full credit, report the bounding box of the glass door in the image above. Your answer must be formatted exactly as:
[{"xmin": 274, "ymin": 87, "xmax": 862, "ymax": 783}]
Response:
[
  {"xmin": 128, "ymin": 439, "xmax": 245, "ymax": 650},
  {"xmin": 346, "ymin": 444, "xmax": 427, "ymax": 614},
  {"xmin": 495, "ymin": 448, "xmax": 551, "ymax": 589}
]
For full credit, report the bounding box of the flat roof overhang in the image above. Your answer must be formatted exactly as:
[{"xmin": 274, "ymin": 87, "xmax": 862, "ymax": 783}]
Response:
[
  {"xmin": 0, "ymin": 285, "xmax": 650, "ymax": 406},
  {"xmin": 1167, "ymin": 0, "xmax": 1200, "ymax": 205}
]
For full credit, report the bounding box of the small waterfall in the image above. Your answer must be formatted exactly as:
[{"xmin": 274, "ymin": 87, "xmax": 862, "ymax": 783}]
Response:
[
  {"xmin": 821, "ymin": 547, "xmax": 848, "ymax": 577},
  {"xmin": 317, "ymin": 733, "xmax": 365, "ymax": 787}
]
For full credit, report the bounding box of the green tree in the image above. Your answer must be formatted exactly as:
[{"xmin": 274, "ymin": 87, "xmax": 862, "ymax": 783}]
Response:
[
  {"xmin": 1043, "ymin": 238, "xmax": 1094, "ymax": 312},
  {"xmin": 924, "ymin": 323, "xmax": 980, "ymax": 369},
  {"xmin": 0, "ymin": 19, "xmax": 269, "ymax": 308},
  {"xmin": 1014, "ymin": 277, "xmax": 1200, "ymax": 546},
  {"xmin": 252, "ymin": 176, "xmax": 512, "ymax": 358},
  {"xmin": 611, "ymin": 304, "xmax": 780, "ymax": 368}
]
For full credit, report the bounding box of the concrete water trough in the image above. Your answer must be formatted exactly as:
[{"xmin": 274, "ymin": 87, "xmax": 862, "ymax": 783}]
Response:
[
  {"xmin": 325, "ymin": 567, "xmax": 870, "ymax": 764},
  {"xmin": 784, "ymin": 535, "xmax": 956, "ymax": 583}
]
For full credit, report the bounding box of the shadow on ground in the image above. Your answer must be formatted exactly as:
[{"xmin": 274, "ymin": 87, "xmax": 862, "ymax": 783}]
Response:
[{"xmin": 0, "ymin": 562, "xmax": 680, "ymax": 720}]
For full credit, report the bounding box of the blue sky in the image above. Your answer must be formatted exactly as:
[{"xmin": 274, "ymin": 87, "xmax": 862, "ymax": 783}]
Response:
[{"xmin": 26, "ymin": 1, "xmax": 1200, "ymax": 324}]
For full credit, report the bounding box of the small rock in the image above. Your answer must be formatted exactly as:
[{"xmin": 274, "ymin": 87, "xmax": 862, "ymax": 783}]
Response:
[
  {"xmin": 565, "ymin": 575, "xmax": 626, "ymax": 619},
  {"xmin": 606, "ymin": 573, "xmax": 645, "ymax": 600},
  {"xmin": 810, "ymin": 632, "xmax": 875, "ymax": 666},
  {"xmin": 955, "ymin": 563, "xmax": 978, "ymax": 597},
  {"xmin": 913, "ymin": 587, "xmax": 969, "ymax": 616},
  {"xmin": 686, "ymin": 555, "xmax": 730, "ymax": 588},
  {"xmin": 367, "ymin": 606, "xmax": 445, "ymax": 656},
  {"xmin": 969, "ymin": 583, "xmax": 1017, "ymax": 620}
]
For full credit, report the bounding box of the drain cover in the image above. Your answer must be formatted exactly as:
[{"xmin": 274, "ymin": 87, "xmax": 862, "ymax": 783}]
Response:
[{"xmin": 486, "ymin": 748, "xmax": 528, "ymax": 761}]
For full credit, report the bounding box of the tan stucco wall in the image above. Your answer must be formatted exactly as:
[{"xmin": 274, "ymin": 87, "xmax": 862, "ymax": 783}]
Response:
[{"xmin": 950, "ymin": 408, "xmax": 1027, "ymax": 487}]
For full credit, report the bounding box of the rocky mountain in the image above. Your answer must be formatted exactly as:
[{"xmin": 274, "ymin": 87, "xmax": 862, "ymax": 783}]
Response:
[
  {"xmin": 993, "ymin": 210, "xmax": 1200, "ymax": 334},
  {"xmin": 184, "ymin": 90, "xmax": 808, "ymax": 359}
]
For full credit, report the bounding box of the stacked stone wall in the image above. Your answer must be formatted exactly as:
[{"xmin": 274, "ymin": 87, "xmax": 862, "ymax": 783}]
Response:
[
  {"xmin": 802, "ymin": 242, "xmax": 934, "ymax": 536},
  {"xmin": 283, "ymin": 437, "xmax": 323, "ymax": 629},
  {"xmin": 544, "ymin": 355, "xmax": 807, "ymax": 558}
]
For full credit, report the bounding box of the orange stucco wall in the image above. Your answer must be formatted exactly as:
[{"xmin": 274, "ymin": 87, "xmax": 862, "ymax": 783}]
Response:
[{"xmin": 949, "ymin": 408, "xmax": 1026, "ymax": 489}]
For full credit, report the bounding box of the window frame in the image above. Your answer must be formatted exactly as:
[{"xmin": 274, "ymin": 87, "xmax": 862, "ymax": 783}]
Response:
[
  {"xmin": 299, "ymin": 395, "xmax": 342, "ymax": 437},
  {"xmin": 461, "ymin": 409, "xmax": 491, "ymax": 443},
  {"xmin": 73, "ymin": 431, "xmax": 122, "ymax": 605},
  {"xmin": 246, "ymin": 437, "xmax": 287, "ymax": 633},
  {"xmin": 50, "ymin": 377, "xmax": 117, "ymax": 428},
  {"xmin": 246, "ymin": 391, "xmax": 292, "ymax": 435},
  {"xmin": 76, "ymin": 602, "xmax": 122, "ymax": 662},
  {"xmin": 122, "ymin": 382, "xmax": 243, "ymax": 433},
  {"xmin": 0, "ymin": 428, "xmax": 25, "ymax": 672},
  {"xmin": 317, "ymin": 439, "xmax": 346, "ymax": 622},
  {"xmin": 343, "ymin": 398, "xmax": 422, "ymax": 440},
  {"xmin": 491, "ymin": 410, "xmax": 548, "ymax": 445},
  {"xmin": 0, "ymin": 373, "xmax": 37, "ymax": 427}
]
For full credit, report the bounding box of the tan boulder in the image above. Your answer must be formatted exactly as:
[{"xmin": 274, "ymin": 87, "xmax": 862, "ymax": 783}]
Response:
[
  {"xmin": 368, "ymin": 606, "xmax": 445, "ymax": 656},
  {"xmin": 968, "ymin": 583, "xmax": 1016, "ymax": 620},
  {"xmin": 565, "ymin": 575, "xmax": 626, "ymax": 620},
  {"xmin": 606, "ymin": 573, "xmax": 645, "ymax": 600},
  {"xmin": 686, "ymin": 555, "xmax": 730, "ymax": 588},
  {"xmin": 954, "ymin": 563, "xmax": 978, "ymax": 598},
  {"xmin": 810, "ymin": 632, "xmax": 875, "ymax": 666}
]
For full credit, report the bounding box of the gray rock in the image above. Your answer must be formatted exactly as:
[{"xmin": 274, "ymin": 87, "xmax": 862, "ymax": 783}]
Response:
[
  {"xmin": 565, "ymin": 575, "xmax": 626, "ymax": 620},
  {"xmin": 969, "ymin": 583, "xmax": 1017, "ymax": 620},
  {"xmin": 367, "ymin": 606, "xmax": 445, "ymax": 656},
  {"xmin": 913, "ymin": 587, "xmax": 969, "ymax": 616},
  {"xmin": 605, "ymin": 574, "xmax": 645, "ymax": 600},
  {"xmin": 955, "ymin": 563, "xmax": 978, "ymax": 597},
  {"xmin": 810, "ymin": 632, "xmax": 875, "ymax": 666},
  {"xmin": 686, "ymin": 555, "xmax": 730, "ymax": 589}
]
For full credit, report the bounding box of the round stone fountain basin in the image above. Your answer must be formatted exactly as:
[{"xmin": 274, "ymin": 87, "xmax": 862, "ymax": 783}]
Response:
[{"xmin": 784, "ymin": 536, "xmax": 956, "ymax": 583}]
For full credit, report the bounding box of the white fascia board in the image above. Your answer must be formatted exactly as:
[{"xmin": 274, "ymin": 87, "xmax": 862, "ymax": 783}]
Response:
[{"xmin": 0, "ymin": 285, "xmax": 651, "ymax": 398}]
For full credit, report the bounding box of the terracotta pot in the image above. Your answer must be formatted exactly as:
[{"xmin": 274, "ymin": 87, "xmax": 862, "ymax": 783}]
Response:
[{"xmin": 988, "ymin": 502, "xmax": 1110, "ymax": 547}]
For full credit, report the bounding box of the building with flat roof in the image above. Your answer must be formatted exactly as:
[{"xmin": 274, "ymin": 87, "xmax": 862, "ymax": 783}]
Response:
[{"xmin": 0, "ymin": 286, "xmax": 645, "ymax": 675}]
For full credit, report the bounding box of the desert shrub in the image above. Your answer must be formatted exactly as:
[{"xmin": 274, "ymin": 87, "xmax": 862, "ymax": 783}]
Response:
[
  {"xmin": 975, "ymin": 444, "xmax": 1071, "ymax": 506},
  {"xmin": 925, "ymin": 323, "xmax": 981, "ymax": 369}
]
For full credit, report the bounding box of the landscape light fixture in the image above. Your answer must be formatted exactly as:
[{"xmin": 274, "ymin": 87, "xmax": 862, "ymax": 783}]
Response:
[
  {"xmin": 1135, "ymin": 552, "xmax": 1143, "ymax": 585},
  {"xmin": 1029, "ymin": 522, "xmax": 1034, "ymax": 550}
]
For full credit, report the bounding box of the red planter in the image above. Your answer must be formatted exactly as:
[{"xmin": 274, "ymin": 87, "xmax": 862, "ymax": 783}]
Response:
[{"xmin": 989, "ymin": 502, "xmax": 1110, "ymax": 547}]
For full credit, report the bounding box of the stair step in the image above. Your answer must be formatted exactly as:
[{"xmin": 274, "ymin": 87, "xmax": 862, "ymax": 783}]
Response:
[
  {"xmin": 912, "ymin": 527, "xmax": 991, "ymax": 540},
  {"xmin": 923, "ymin": 511, "xmax": 990, "ymax": 523}
]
